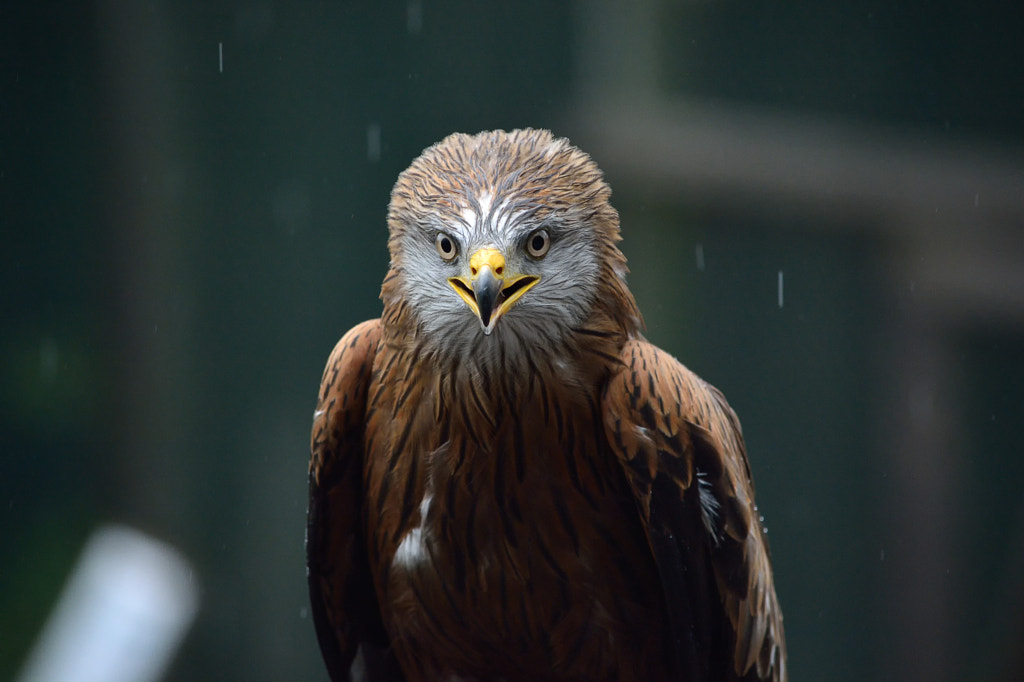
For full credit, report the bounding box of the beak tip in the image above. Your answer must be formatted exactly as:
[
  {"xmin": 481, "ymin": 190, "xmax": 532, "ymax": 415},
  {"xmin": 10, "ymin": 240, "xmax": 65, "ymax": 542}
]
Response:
[{"xmin": 473, "ymin": 269, "xmax": 501, "ymax": 327}]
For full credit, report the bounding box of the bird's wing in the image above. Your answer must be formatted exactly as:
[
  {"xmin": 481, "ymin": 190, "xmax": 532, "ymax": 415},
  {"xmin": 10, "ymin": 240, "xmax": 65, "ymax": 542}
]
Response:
[
  {"xmin": 308, "ymin": 319, "xmax": 396, "ymax": 681},
  {"xmin": 602, "ymin": 338, "xmax": 786, "ymax": 682}
]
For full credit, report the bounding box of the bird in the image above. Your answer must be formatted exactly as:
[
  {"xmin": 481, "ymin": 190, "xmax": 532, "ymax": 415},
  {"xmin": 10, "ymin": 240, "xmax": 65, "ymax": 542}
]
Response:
[{"xmin": 307, "ymin": 128, "xmax": 786, "ymax": 682}]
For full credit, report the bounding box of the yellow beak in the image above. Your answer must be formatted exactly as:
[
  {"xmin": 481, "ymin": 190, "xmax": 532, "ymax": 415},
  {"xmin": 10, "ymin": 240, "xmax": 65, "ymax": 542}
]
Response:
[{"xmin": 447, "ymin": 247, "xmax": 539, "ymax": 335}]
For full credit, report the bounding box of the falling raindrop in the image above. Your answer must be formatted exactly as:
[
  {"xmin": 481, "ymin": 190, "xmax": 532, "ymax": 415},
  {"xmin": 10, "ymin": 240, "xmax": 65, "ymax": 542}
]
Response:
[
  {"xmin": 273, "ymin": 182, "xmax": 311, "ymax": 235},
  {"xmin": 407, "ymin": 0, "xmax": 423, "ymax": 34},
  {"xmin": 367, "ymin": 123, "xmax": 382, "ymax": 163},
  {"xmin": 218, "ymin": 42, "xmax": 223, "ymax": 73},
  {"xmin": 695, "ymin": 244, "xmax": 704, "ymax": 271},
  {"xmin": 777, "ymin": 270, "xmax": 784, "ymax": 308},
  {"xmin": 40, "ymin": 338, "xmax": 58, "ymax": 383}
]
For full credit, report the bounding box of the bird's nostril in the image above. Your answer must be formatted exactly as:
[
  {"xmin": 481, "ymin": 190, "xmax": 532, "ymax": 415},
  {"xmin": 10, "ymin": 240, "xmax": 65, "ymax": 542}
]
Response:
[
  {"xmin": 495, "ymin": 266, "xmax": 504, "ymax": 276},
  {"xmin": 471, "ymin": 266, "xmax": 478, "ymax": 276}
]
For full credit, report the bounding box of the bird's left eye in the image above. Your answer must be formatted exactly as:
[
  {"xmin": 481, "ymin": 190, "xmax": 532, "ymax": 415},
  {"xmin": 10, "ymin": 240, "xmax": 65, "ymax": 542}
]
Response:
[
  {"xmin": 435, "ymin": 233, "xmax": 458, "ymax": 261},
  {"xmin": 525, "ymin": 229, "xmax": 550, "ymax": 258}
]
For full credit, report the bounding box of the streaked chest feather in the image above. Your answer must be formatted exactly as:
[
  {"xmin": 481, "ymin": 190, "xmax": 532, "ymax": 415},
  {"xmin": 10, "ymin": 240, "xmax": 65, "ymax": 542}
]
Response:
[{"xmin": 361, "ymin": 352, "xmax": 670, "ymax": 679}]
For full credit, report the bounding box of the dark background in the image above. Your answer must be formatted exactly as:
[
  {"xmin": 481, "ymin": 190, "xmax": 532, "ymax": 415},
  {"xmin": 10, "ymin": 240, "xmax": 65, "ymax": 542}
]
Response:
[{"xmin": 3, "ymin": 2, "xmax": 1024, "ymax": 680}]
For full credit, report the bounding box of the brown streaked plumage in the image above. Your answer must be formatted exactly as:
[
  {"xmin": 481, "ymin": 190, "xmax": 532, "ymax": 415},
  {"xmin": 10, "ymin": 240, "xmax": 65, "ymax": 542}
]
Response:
[{"xmin": 308, "ymin": 129, "xmax": 786, "ymax": 681}]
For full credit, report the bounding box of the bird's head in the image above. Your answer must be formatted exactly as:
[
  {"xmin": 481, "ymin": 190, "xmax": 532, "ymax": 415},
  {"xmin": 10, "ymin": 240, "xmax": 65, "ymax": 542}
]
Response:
[{"xmin": 381, "ymin": 129, "xmax": 640, "ymax": 368}]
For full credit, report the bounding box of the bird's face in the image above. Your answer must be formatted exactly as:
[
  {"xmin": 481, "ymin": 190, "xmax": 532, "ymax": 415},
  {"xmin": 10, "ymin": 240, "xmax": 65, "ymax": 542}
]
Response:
[
  {"xmin": 383, "ymin": 129, "xmax": 636, "ymax": 369},
  {"xmin": 396, "ymin": 192, "xmax": 602, "ymax": 351}
]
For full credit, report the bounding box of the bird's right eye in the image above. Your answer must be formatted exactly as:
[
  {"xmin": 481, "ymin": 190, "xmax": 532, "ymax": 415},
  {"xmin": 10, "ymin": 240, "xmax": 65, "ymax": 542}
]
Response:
[{"xmin": 435, "ymin": 233, "xmax": 458, "ymax": 261}]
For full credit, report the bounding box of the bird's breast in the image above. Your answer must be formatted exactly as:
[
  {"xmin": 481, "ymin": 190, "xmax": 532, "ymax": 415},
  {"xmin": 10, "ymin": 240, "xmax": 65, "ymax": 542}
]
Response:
[{"xmin": 362, "ymin": 372, "xmax": 671, "ymax": 680}]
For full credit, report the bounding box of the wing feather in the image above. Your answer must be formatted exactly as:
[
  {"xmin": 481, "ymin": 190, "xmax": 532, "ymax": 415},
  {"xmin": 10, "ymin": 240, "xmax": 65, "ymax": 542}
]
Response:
[
  {"xmin": 308, "ymin": 319, "xmax": 401, "ymax": 681},
  {"xmin": 603, "ymin": 338, "xmax": 786, "ymax": 681}
]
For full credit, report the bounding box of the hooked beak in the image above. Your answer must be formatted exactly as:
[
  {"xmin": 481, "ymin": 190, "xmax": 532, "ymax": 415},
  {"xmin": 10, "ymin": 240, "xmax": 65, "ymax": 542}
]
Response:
[{"xmin": 447, "ymin": 247, "xmax": 539, "ymax": 335}]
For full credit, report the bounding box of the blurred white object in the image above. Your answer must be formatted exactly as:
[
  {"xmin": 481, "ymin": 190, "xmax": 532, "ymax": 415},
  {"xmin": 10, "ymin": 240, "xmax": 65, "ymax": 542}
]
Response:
[{"xmin": 17, "ymin": 525, "xmax": 200, "ymax": 682}]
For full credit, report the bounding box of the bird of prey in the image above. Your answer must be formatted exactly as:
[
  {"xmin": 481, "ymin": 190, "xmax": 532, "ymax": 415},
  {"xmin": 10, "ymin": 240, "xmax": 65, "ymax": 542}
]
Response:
[{"xmin": 307, "ymin": 128, "xmax": 786, "ymax": 682}]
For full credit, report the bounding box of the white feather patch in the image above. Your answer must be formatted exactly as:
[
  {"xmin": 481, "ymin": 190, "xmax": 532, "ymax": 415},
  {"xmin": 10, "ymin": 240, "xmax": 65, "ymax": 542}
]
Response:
[
  {"xmin": 696, "ymin": 471, "xmax": 721, "ymax": 543},
  {"xmin": 393, "ymin": 494, "xmax": 432, "ymax": 569}
]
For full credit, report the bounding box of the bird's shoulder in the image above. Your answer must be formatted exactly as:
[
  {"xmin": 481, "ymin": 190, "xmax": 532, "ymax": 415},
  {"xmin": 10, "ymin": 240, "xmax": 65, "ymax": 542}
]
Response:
[
  {"xmin": 310, "ymin": 318, "xmax": 383, "ymax": 483},
  {"xmin": 602, "ymin": 336, "xmax": 741, "ymax": 471}
]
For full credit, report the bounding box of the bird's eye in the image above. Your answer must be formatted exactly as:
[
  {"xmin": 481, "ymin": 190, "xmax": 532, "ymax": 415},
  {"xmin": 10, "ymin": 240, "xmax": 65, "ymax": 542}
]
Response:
[
  {"xmin": 435, "ymin": 233, "xmax": 458, "ymax": 261},
  {"xmin": 525, "ymin": 229, "xmax": 550, "ymax": 258}
]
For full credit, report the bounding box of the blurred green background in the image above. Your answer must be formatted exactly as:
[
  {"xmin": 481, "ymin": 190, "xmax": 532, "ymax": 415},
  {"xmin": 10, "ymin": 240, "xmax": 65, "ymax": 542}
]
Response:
[{"xmin": 3, "ymin": 1, "xmax": 1024, "ymax": 680}]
